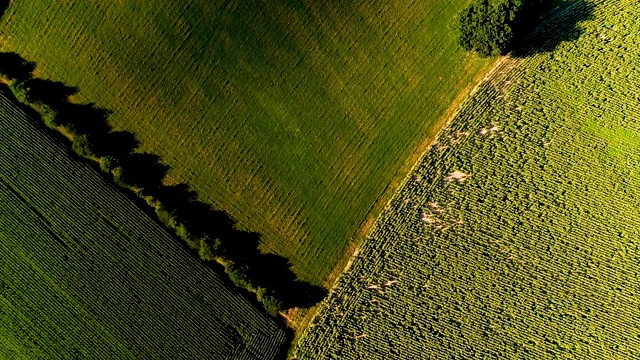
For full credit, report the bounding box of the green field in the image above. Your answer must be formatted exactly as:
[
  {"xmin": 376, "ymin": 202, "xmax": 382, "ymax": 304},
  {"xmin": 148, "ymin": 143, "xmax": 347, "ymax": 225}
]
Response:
[
  {"xmin": 296, "ymin": 0, "xmax": 640, "ymax": 357},
  {"xmin": 0, "ymin": 91, "xmax": 285, "ymax": 358},
  {"xmin": 0, "ymin": 0, "xmax": 493, "ymax": 285}
]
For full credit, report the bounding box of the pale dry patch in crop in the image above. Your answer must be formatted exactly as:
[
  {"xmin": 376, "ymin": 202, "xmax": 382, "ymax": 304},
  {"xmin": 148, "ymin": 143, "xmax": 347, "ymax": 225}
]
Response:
[
  {"xmin": 342, "ymin": 247, "xmax": 360, "ymax": 274},
  {"xmin": 421, "ymin": 213, "xmax": 438, "ymax": 224},
  {"xmin": 479, "ymin": 125, "xmax": 500, "ymax": 136},
  {"xmin": 446, "ymin": 170, "xmax": 470, "ymax": 183},
  {"xmin": 314, "ymin": 55, "xmax": 503, "ymax": 288}
]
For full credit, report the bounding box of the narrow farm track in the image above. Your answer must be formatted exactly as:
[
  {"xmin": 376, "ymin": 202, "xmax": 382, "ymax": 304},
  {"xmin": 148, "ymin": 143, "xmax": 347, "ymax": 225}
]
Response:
[
  {"xmin": 0, "ymin": 92, "xmax": 286, "ymax": 359},
  {"xmin": 295, "ymin": 0, "xmax": 640, "ymax": 358}
]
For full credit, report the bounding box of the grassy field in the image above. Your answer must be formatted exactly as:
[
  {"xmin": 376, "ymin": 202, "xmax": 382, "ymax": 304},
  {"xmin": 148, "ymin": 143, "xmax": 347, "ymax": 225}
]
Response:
[
  {"xmin": 0, "ymin": 0, "xmax": 493, "ymax": 286},
  {"xmin": 0, "ymin": 91, "xmax": 285, "ymax": 359},
  {"xmin": 295, "ymin": 0, "xmax": 640, "ymax": 357}
]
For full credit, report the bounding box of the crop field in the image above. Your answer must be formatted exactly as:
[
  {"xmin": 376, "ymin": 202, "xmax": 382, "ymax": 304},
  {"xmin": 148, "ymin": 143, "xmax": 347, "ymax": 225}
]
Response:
[
  {"xmin": 0, "ymin": 0, "xmax": 493, "ymax": 286},
  {"xmin": 295, "ymin": 0, "xmax": 640, "ymax": 357},
  {"xmin": 0, "ymin": 91, "xmax": 285, "ymax": 359}
]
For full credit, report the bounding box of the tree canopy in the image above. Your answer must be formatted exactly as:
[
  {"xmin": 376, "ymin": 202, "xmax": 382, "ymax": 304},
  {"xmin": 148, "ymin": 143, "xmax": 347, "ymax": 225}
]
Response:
[
  {"xmin": 456, "ymin": 0, "xmax": 559, "ymax": 57},
  {"xmin": 457, "ymin": 0, "xmax": 523, "ymax": 56}
]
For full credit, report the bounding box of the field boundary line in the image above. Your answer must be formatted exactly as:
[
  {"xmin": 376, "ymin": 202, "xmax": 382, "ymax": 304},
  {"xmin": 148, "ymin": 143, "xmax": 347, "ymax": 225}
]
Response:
[
  {"xmin": 319, "ymin": 0, "xmax": 598, "ymax": 299},
  {"xmin": 288, "ymin": 55, "xmax": 512, "ymax": 342},
  {"xmin": 336, "ymin": 55, "xmax": 511, "ymax": 288}
]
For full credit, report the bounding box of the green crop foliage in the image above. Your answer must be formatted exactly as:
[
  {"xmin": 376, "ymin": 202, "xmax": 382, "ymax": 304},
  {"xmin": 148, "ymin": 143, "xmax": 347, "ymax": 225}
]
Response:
[
  {"xmin": 0, "ymin": 91, "xmax": 285, "ymax": 359},
  {"xmin": 295, "ymin": 0, "xmax": 640, "ymax": 357},
  {"xmin": 0, "ymin": 0, "xmax": 494, "ymax": 286}
]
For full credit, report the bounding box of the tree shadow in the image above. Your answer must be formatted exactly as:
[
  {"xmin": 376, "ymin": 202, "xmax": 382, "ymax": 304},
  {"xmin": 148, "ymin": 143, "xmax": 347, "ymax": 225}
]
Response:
[
  {"xmin": 22, "ymin": 78, "xmax": 79, "ymax": 106},
  {"xmin": 247, "ymin": 253, "xmax": 327, "ymax": 309},
  {"xmin": 0, "ymin": 0, "xmax": 8, "ymax": 18},
  {"xmin": 511, "ymin": 0, "xmax": 596, "ymax": 58},
  {"xmin": 118, "ymin": 153, "xmax": 170, "ymax": 189},
  {"xmin": 0, "ymin": 51, "xmax": 328, "ymax": 313},
  {"xmin": 95, "ymin": 131, "xmax": 140, "ymax": 159},
  {"xmin": 0, "ymin": 52, "xmax": 35, "ymax": 81},
  {"xmin": 58, "ymin": 102, "xmax": 111, "ymax": 136},
  {"xmin": 143, "ymin": 184, "xmax": 328, "ymax": 309}
]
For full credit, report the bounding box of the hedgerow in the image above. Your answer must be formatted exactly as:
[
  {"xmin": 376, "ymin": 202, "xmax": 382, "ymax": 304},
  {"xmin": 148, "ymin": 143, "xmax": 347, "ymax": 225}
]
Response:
[
  {"xmin": 0, "ymin": 51, "xmax": 324, "ymax": 317},
  {"xmin": 0, "ymin": 89, "xmax": 286, "ymax": 358}
]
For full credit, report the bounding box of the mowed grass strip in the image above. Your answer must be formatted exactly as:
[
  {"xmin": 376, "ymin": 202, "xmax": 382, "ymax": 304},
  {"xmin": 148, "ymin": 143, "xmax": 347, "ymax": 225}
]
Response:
[
  {"xmin": 0, "ymin": 0, "xmax": 493, "ymax": 285},
  {"xmin": 0, "ymin": 91, "xmax": 285, "ymax": 359},
  {"xmin": 296, "ymin": 0, "xmax": 640, "ymax": 357}
]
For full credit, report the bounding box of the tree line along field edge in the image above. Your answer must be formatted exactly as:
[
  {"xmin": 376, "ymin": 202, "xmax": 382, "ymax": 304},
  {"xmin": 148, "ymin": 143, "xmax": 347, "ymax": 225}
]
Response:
[
  {"xmin": 0, "ymin": 51, "xmax": 332, "ymax": 329},
  {"xmin": 0, "ymin": 89, "xmax": 287, "ymax": 358},
  {"xmin": 0, "ymin": 0, "xmax": 604, "ymax": 356},
  {"xmin": 0, "ymin": 0, "xmax": 495, "ymax": 288}
]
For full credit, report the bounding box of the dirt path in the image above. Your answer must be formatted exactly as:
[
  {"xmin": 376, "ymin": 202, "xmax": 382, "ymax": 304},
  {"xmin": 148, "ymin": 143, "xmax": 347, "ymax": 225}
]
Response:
[{"xmin": 284, "ymin": 55, "xmax": 510, "ymax": 343}]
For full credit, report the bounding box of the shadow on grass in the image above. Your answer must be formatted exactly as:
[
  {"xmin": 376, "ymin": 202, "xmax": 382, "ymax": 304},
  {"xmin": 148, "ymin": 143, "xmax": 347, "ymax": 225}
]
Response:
[
  {"xmin": 0, "ymin": 0, "xmax": 8, "ymax": 20},
  {"xmin": 0, "ymin": 52, "xmax": 35, "ymax": 80},
  {"xmin": 0, "ymin": 51, "xmax": 326, "ymax": 313},
  {"xmin": 511, "ymin": 0, "xmax": 596, "ymax": 58},
  {"xmin": 144, "ymin": 184, "xmax": 328, "ymax": 309}
]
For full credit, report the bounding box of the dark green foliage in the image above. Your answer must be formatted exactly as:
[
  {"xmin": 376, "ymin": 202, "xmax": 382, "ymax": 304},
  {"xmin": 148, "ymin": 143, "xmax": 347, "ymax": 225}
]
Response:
[
  {"xmin": 41, "ymin": 105, "xmax": 59, "ymax": 128},
  {"xmin": 456, "ymin": 0, "xmax": 563, "ymax": 56},
  {"xmin": 261, "ymin": 295, "xmax": 284, "ymax": 317},
  {"xmin": 112, "ymin": 166, "xmax": 128, "ymax": 188},
  {"xmin": 1, "ymin": 50, "xmax": 325, "ymax": 318},
  {"xmin": 198, "ymin": 236, "xmax": 221, "ymax": 261},
  {"xmin": 99, "ymin": 156, "xmax": 114, "ymax": 172},
  {"xmin": 71, "ymin": 134, "xmax": 95, "ymax": 158},
  {"xmin": 9, "ymin": 81, "xmax": 29, "ymax": 104},
  {"xmin": 457, "ymin": 0, "xmax": 523, "ymax": 56},
  {"xmin": 226, "ymin": 262, "xmax": 253, "ymax": 290}
]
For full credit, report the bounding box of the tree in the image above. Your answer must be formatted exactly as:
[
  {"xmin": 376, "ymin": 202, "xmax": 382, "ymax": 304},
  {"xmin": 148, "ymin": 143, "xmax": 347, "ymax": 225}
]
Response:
[
  {"xmin": 456, "ymin": 0, "xmax": 563, "ymax": 57},
  {"xmin": 457, "ymin": 0, "xmax": 523, "ymax": 57},
  {"xmin": 72, "ymin": 134, "xmax": 96, "ymax": 158},
  {"xmin": 198, "ymin": 235, "xmax": 221, "ymax": 261},
  {"xmin": 41, "ymin": 105, "xmax": 60, "ymax": 129}
]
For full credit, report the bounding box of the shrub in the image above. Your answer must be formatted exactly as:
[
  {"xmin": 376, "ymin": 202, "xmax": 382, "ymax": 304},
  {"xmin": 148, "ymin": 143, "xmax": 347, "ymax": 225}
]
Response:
[
  {"xmin": 260, "ymin": 294, "xmax": 284, "ymax": 317},
  {"xmin": 72, "ymin": 134, "xmax": 95, "ymax": 158},
  {"xmin": 112, "ymin": 166, "xmax": 128, "ymax": 188},
  {"xmin": 155, "ymin": 206, "xmax": 176, "ymax": 228},
  {"xmin": 41, "ymin": 105, "xmax": 60, "ymax": 129},
  {"xmin": 9, "ymin": 81, "xmax": 31, "ymax": 104},
  {"xmin": 99, "ymin": 156, "xmax": 114, "ymax": 172},
  {"xmin": 225, "ymin": 262, "xmax": 252, "ymax": 290},
  {"xmin": 198, "ymin": 236, "xmax": 221, "ymax": 261},
  {"xmin": 175, "ymin": 223, "xmax": 200, "ymax": 248}
]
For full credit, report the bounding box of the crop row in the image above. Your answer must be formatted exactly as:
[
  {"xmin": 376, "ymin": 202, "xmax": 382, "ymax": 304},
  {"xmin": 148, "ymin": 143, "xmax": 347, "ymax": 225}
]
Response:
[
  {"xmin": 295, "ymin": 0, "xmax": 640, "ymax": 358},
  {"xmin": 0, "ymin": 93, "xmax": 285, "ymax": 359},
  {"xmin": 0, "ymin": 0, "xmax": 495, "ymax": 287}
]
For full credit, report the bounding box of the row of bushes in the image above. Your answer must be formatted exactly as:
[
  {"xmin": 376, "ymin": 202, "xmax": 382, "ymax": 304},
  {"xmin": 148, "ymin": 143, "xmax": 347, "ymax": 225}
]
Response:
[{"xmin": 0, "ymin": 51, "xmax": 325, "ymax": 317}]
